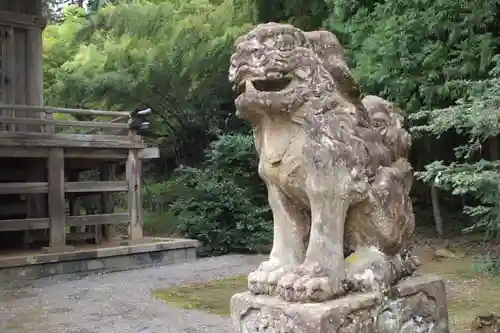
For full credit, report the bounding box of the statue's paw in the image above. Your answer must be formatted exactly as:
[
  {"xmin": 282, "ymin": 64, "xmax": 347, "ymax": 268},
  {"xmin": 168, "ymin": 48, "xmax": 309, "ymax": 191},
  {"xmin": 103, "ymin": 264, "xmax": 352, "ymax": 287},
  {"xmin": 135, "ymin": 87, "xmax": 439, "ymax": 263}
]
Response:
[
  {"xmin": 277, "ymin": 263, "xmax": 346, "ymax": 302},
  {"xmin": 345, "ymin": 247, "xmax": 397, "ymax": 292},
  {"xmin": 248, "ymin": 260, "xmax": 294, "ymax": 296}
]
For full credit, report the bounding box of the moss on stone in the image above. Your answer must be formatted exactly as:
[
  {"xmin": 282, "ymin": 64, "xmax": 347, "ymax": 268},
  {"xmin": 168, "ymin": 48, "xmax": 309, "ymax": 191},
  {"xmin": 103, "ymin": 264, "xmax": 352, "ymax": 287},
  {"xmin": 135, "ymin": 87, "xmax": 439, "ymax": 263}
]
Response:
[{"xmin": 152, "ymin": 275, "xmax": 248, "ymax": 315}]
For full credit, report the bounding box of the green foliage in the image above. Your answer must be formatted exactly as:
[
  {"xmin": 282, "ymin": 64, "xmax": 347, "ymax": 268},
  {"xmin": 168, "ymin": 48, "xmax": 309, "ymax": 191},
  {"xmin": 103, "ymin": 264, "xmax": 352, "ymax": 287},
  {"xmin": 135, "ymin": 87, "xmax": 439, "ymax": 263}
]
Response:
[
  {"xmin": 43, "ymin": 0, "xmax": 254, "ymax": 158},
  {"xmin": 412, "ymin": 57, "xmax": 500, "ymax": 159},
  {"xmin": 323, "ymin": 0, "xmax": 500, "ymax": 240},
  {"xmin": 325, "ymin": 0, "xmax": 499, "ymax": 115},
  {"xmin": 411, "ymin": 58, "xmax": 500, "ymax": 239},
  {"xmin": 474, "ymin": 253, "xmax": 500, "ymax": 276},
  {"xmin": 144, "ymin": 134, "xmax": 271, "ymax": 254}
]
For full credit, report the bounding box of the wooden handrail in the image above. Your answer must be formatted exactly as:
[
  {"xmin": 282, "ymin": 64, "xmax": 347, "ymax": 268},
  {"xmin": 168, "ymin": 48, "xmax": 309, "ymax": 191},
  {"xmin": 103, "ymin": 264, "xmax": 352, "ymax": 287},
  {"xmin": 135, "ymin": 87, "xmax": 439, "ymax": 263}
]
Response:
[
  {"xmin": 86, "ymin": 116, "xmax": 129, "ymax": 134},
  {"xmin": 0, "ymin": 104, "xmax": 131, "ymax": 117},
  {"xmin": 0, "ymin": 116, "xmax": 129, "ymax": 129}
]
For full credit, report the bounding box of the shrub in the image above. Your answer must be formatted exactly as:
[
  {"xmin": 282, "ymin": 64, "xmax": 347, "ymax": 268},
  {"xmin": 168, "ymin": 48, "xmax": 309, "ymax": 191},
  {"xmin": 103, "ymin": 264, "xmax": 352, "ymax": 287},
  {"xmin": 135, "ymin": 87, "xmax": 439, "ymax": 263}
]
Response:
[{"xmin": 144, "ymin": 134, "xmax": 272, "ymax": 254}]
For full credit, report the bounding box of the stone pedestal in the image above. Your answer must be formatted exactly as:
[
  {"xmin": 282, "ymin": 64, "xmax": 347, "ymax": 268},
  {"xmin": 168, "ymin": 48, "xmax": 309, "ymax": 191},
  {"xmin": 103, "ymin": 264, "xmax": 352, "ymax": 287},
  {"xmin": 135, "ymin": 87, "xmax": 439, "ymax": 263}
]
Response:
[{"xmin": 230, "ymin": 275, "xmax": 449, "ymax": 333}]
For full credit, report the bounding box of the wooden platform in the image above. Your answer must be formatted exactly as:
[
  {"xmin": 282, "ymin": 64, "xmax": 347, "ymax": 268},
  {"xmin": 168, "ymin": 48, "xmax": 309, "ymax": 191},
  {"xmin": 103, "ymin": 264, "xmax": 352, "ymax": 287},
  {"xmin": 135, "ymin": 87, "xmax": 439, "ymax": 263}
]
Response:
[
  {"xmin": 0, "ymin": 103, "xmax": 160, "ymax": 250},
  {"xmin": 0, "ymin": 237, "xmax": 199, "ymax": 283}
]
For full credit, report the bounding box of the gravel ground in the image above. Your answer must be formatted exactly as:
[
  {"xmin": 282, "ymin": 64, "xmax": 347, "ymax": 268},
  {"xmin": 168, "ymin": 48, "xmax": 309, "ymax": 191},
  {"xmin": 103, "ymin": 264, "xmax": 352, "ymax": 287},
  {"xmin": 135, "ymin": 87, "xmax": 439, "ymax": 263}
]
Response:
[{"xmin": 0, "ymin": 254, "xmax": 266, "ymax": 333}]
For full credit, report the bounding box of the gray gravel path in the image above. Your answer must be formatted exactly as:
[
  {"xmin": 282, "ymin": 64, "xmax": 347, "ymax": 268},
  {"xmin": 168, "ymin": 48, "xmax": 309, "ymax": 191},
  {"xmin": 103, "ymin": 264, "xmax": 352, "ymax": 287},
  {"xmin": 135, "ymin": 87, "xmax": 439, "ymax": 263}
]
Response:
[{"xmin": 0, "ymin": 254, "xmax": 266, "ymax": 333}]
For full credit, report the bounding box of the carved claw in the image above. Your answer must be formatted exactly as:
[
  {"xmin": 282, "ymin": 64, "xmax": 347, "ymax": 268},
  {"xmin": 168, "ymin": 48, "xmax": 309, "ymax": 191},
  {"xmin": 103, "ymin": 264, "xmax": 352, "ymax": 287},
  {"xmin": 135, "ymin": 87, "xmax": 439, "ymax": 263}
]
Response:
[
  {"xmin": 248, "ymin": 260, "xmax": 295, "ymax": 296},
  {"xmin": 276, "ymin": 263, "xmax": 346, "ymax": 302}
]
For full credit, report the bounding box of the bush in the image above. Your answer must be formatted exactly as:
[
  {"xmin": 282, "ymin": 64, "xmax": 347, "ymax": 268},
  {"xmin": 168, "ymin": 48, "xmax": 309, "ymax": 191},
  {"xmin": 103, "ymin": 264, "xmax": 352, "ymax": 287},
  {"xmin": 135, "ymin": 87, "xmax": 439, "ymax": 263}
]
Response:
[{"xmin": 144, "ymin": 134, "xmax": 272, "ymax": 254}]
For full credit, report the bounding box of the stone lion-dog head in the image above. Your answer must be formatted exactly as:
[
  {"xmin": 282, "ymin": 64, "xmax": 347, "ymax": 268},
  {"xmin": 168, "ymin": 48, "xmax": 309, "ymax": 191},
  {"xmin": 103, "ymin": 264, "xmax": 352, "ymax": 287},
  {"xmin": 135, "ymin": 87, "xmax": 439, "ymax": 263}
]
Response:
[{"xmin": 229, "ymin": 23, "xmax": 371, "ymax": 128}]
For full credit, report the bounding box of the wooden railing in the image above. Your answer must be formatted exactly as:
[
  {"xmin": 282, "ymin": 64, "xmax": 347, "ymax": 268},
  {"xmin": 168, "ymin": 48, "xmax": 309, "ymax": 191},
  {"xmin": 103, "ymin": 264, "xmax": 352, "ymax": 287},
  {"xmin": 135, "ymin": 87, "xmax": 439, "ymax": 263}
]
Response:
[
  {"xmin": 0, "ymin": 103, "xmax": 130, "ymax": 133},
  {"xmin": 0, "ymin": 104, "xmax": 147, "ymax": 149}
]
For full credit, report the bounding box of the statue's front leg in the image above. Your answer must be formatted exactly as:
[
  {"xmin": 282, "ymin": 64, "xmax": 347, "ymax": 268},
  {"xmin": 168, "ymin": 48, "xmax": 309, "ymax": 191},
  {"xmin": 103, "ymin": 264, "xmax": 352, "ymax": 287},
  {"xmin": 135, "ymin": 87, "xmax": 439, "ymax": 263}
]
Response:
[
  {"xmin": 277, "ymin": 167, "xmax": 351, "ymax": 302},
  {"xmin": 248, "ymin": 182, "xmax": 309, "ymax": 296}
]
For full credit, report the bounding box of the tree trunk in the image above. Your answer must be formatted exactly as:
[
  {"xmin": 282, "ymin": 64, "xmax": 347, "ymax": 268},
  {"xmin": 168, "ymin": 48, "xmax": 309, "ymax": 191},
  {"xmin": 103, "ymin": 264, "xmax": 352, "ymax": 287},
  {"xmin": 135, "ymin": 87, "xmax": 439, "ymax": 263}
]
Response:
[
  {"xmin": 489, "ymin": 136, "xmax": 500, "ymax": 160},
  {"xmin": 431, "ymin": 184, "xmax": 444, "ymax": 237},
  {"xmin": 488, "ymin": 136, "xmax": 500, "ymax": 241}
]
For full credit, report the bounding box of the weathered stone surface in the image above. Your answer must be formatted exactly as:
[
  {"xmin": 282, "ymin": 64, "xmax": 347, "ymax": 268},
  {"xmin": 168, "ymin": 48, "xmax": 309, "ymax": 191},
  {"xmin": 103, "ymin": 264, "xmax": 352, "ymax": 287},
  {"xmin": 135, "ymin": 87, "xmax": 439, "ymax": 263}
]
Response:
[
  {"xmin": 229, "ymin": 21, "xmax": 417, "ymax": 302},
  {"xmin": 231, "ymin": 275, "xmax": 449, "ymax": 333}
]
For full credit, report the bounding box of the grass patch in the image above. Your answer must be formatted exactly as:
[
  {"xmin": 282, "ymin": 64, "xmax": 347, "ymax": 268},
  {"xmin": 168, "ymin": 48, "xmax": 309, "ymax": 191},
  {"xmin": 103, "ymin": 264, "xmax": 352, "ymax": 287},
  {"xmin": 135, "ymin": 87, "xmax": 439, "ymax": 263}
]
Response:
[
  {"xmin": 153, "ymin": 275, "xmax": 247, "ymax": 315},
  {"xmin": 154, "ymin": 256, "xmax": 500, "ymax": 332}
]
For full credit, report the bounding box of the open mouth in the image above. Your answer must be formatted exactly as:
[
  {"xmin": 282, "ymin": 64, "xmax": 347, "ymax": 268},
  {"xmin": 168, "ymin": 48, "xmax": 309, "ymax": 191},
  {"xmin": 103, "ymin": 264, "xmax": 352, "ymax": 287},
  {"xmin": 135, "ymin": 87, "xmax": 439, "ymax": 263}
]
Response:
[{"xmin": 235, "ymin": 77, "xmax": 293, "ymax": 97}]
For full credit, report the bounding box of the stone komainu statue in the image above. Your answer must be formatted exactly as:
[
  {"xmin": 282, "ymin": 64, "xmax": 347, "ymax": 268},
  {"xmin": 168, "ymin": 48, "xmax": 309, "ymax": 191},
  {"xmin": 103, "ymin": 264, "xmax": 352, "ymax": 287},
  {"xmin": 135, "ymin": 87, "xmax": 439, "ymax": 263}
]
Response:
[{"xmin": 229, "ymin": 23, "xmax": 418, "ymax": 302}]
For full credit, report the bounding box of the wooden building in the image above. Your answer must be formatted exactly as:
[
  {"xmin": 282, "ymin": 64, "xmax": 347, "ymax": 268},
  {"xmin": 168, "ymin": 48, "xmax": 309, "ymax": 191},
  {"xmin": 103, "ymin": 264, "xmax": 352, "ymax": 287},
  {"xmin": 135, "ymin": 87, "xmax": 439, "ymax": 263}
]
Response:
[{"xmin": 0, "ymin": 0, "xmax": 158, "ymax": 252}]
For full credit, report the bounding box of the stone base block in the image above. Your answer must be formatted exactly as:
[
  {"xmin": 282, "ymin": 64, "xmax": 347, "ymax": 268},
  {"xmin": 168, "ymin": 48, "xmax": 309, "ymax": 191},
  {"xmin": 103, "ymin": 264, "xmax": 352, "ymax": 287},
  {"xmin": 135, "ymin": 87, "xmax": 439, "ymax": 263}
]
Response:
[
  {"xmin": 0, "ymin": 238, "xmax": 199, "ymax": 283},
  {"xmin": 230, "ymin": 275, "xmax": 449, "ymax": 333}
]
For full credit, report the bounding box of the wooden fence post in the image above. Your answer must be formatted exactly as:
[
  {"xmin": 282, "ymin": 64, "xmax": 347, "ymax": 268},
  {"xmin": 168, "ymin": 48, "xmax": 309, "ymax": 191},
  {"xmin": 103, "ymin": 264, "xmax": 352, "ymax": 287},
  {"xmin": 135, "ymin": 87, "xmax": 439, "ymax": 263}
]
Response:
[
  {"xmin": 127, "ymin": 148, "xmax": 143, "ymax": 241},
  {"xmin": 47, "ymin": 147, "xmax": 66, "ymax": 248}
]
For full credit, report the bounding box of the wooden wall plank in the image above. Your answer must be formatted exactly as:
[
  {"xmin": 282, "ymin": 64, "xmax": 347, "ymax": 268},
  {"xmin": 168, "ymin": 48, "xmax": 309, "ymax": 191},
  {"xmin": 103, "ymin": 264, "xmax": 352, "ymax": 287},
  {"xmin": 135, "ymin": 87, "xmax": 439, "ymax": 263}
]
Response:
[
  {"xmin": 14, "ymin": 27, "xmax": 26, "ymax": 130},
  {"xmin": 0, "ymin": 217, "xmax": 48, "ymax": 232},
  {"xmin": 4, "ymin": 26, "xmax": 15, "ymax": 131},
  {"xmin": 0, "ymin": 182, "xmax": 48, "ymax": 194}
]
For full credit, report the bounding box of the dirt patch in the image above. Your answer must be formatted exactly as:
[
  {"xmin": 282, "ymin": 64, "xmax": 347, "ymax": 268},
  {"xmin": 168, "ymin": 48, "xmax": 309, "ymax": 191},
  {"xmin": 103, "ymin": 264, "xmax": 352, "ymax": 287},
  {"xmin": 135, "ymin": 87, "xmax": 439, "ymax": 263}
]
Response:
[
  {"xmin": 417, "ymin": 248, "xmax": 500, "ymax": 332},
  {"xmin": 154, "ymin": 246, "xmax": 500, "ymax": 333}
]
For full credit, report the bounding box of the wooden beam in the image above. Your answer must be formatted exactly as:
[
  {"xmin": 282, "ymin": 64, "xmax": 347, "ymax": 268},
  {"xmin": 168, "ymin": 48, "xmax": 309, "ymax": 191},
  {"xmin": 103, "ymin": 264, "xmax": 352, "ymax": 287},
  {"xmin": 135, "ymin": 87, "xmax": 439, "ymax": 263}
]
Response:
[
  {"xmin": 138, "ymin": 147, "xmax": 160, "ymax": 159},
  {"xmin": 64, "ymin": 149, "xmax": 128, "ymax": 159},
  {"xmin": 0, "ymin": 182, "xmax": 48, "ymax": 194},
  {"xmin": 0, "ymin": 116, "xmax": 130, "ymax": 129},
  {"xmin": 127, "ymin": 148, "xmax": 143, "ymax": 241},
  {"xmin": 0, "ymin": 181, "xmax": 128, "ymax": 194},
  {"xmin": 0, "ymin": 213, "xmax": 129, "ymax": 232},
  {"xmin": 66, "ymin": 232, "xmax": 95, "ymax": 242},
  {"xmin": 0, "ymin": 132, "xmax": 146, "ymax": 149},
  {"xmin": 0, "ymin": 147, "xmax": 49, "ymax": 157},
  {"xmin": 48, "ymin": 147, "xmax": 66, "ymax": 247},
  {"xmin": 65, "ymin": 181, "xmax": 128, "ymax": 193},
  {"xmin": 0, "ymin": 10, "xmax": 46, "ymax": 28},
  {"xmin": 0, "ymin": 104, "xmax": 130, "ymax": 117},
  {"xmin": 0, "ymin": 217, "xmax": 48, "ymax": 232},
  {"xmin": 66, "ymin": 213, "xmax": 129, "ymax": 227}
]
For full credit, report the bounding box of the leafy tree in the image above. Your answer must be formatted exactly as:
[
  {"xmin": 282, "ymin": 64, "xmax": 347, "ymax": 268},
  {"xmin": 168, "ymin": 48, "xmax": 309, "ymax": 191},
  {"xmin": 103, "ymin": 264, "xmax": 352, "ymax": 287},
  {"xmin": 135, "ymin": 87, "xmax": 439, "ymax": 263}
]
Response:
[
  {"xmin": 43, "ymin": 0, "xmax": 254, "ymax": 163},
  {"xmin": 324, "ymin": 0, "xmax": 500, "ymax": 236},
  {"xmin": 325, "ymin": 0, "xmax": 499, "ymax": 114},
  {"xmin": 411, "ymin": 57, "xmax": 500, "ymax": 240}
]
